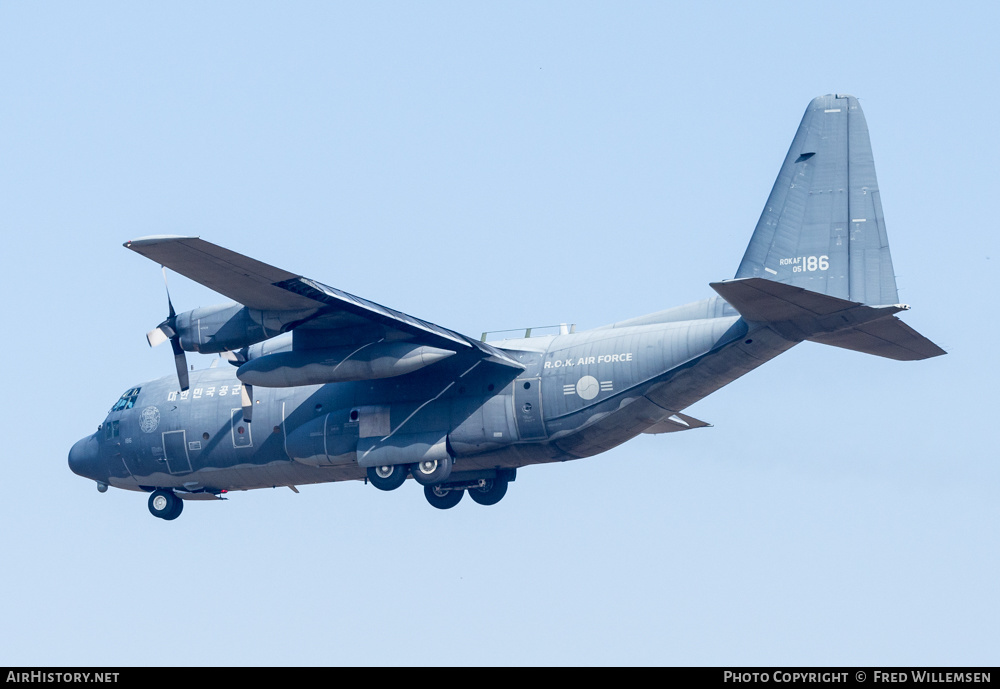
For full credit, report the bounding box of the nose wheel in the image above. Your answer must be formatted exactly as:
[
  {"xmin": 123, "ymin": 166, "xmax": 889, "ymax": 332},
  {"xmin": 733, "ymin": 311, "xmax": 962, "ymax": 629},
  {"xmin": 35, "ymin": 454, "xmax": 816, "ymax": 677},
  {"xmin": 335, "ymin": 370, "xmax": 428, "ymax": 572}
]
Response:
[{"xmin": 148, "ymin": 489, "xmax": 183, "ymax": 520}]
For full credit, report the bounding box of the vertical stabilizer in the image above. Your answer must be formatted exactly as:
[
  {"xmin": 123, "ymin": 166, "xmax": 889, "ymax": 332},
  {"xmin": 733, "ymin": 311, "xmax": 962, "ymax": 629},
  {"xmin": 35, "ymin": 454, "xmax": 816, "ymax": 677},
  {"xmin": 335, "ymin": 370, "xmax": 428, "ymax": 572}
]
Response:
[{"xmin": 736, "ymin": 94, "xmax": 898, "ymax": 306}]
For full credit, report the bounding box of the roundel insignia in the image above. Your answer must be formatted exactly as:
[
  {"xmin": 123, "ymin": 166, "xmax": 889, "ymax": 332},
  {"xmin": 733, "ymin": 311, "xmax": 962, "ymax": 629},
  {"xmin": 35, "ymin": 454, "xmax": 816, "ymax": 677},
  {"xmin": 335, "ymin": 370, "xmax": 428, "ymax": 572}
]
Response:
[
  {"xmin": 139, "ymin": 406, "xmax": 160, "ymax": 433},
  {"xmin": 575, "ymin": 376, "xmax": 600, "ymax": 401}
]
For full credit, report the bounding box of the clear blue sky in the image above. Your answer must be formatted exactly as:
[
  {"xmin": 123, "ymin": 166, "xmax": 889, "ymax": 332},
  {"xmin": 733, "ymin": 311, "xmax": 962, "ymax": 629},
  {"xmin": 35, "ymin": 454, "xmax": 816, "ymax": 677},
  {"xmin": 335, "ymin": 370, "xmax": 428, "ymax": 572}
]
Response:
[{"xmin": 2, "ymin": 1, "xmax": 997, "ymax": 666}]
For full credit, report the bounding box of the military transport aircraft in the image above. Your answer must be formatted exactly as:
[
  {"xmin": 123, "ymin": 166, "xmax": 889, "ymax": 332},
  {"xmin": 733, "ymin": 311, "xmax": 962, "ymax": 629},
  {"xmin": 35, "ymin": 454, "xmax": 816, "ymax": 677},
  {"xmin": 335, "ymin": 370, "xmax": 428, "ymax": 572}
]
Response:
[{"xmin": 69, "ymin": 94, "xmax": 945, "ymax": 519}]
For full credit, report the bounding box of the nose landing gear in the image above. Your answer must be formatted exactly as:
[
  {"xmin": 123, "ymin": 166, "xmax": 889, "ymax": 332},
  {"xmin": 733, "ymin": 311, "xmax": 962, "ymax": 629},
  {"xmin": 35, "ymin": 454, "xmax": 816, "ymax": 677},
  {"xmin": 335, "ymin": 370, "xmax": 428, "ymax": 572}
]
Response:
[{"xmin": 148, "ymin": 489, "xmax": 183, "ymax": 520}]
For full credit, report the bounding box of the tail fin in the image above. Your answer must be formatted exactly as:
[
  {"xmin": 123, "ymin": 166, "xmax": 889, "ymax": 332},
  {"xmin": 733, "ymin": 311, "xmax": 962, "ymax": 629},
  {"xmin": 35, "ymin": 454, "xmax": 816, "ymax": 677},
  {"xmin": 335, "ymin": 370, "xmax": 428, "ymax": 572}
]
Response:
[
  {"xmin": 722, "ymin": 95, "xmax": 945, "ymax": 361},
  {"xmin": 737, "ymin": 94, "xmax": 897, "ymax": 306}
]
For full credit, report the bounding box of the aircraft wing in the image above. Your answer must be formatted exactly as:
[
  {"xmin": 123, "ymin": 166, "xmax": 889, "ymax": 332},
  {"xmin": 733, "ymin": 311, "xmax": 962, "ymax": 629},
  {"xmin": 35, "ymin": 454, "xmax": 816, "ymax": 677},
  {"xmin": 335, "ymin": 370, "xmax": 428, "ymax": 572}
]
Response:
[
  {"xmin": 125, "ymin": 235, "xmax": 319, "ymax": 311},
  {"xmin": 125, "ymin": 235, "xmax": 524, "ymax": 369}
]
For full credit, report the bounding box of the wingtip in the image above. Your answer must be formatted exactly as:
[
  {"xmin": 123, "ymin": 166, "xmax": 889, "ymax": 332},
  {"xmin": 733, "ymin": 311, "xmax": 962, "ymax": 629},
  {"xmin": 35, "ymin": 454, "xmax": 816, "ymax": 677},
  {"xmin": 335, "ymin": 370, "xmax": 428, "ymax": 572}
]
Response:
[{"xmin": 124, "ymin": 235, "xmax": 199, "ymax": 250}]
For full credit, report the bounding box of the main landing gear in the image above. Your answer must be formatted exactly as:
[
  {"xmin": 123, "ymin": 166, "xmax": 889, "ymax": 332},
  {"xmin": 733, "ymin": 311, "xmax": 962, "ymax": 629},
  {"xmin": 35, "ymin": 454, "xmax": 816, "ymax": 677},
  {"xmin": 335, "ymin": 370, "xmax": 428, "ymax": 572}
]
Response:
[
  {"xmin": 367, "ymin": 464, "xmax": 516, "ymax": 510},
  {"xmin": 366, "ymin": 456, "xmax": 454, "ymax": 491},
  {"xmin": 425, "ymin": 484, "xmax": 464, "ymax": 509},
  {"xmin": 411, "ymin": 456, "xmax": 453, "ymax": 486},
  {"xmin": 148, "ymin": 489, "xmax": 183, "ymax": 520},
  {"xmin": 466, "ymin": 476, "xmax": 508, "ymax": 506},
  {"xmin": 366, "ymin": 464, "xmax": 408, "ymax": 491},
  {"xmin": 424, "ymin": 473, "xmax": 512, "ymax": 510}
]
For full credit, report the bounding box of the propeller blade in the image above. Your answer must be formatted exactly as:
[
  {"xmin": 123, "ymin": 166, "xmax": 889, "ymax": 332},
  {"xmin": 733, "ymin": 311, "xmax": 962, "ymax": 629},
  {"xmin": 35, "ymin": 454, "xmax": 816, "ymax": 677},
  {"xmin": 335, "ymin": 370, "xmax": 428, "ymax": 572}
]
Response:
[
  {"xmin": 162, "ymin": 266, "xmax": 176, "ymax": 318},
  {"xmin": 171, "ymin": 336, "xmax": 190, "ymax": 391},
  {"xmin": 147, "ymin": 327, "xmax": 169, "ymax": 348},
  {"xmin": 241, "ymin": 383, "xmax": 253, "ymax": 423},
  {"xmin": 149, "ymin": 266, "xmax": 189, "ymax": 390}
]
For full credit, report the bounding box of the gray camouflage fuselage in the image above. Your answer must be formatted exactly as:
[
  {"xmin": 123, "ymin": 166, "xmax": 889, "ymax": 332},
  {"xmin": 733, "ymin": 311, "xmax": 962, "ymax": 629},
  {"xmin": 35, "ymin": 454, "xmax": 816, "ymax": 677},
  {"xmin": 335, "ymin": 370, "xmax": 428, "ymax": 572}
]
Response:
[{"xmin": 75, "ymin": 297, "xmax": 775, "ymax": 494}]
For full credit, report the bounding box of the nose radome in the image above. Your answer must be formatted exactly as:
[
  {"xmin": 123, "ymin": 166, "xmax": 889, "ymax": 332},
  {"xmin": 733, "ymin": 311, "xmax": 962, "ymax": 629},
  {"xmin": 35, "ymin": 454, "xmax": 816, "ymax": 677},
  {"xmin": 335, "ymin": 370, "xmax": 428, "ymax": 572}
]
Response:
[{"xmin": 68, "ymin": 434, "xmax": 101, "ymax": 480}]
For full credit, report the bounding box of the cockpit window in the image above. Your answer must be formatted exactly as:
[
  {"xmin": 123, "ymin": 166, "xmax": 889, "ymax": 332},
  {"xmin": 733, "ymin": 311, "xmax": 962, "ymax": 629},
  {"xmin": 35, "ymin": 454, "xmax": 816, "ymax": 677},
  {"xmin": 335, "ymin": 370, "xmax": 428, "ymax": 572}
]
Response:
[{"xmin": 110, "ymin": 387, "xmax": 141, "ymax": 413}]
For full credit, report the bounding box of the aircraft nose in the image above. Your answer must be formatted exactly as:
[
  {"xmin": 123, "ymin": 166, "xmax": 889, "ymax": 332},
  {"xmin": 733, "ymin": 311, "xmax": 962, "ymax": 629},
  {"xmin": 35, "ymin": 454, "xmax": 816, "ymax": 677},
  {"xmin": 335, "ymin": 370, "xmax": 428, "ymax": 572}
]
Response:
[{"xmin": 68, "ymin": 434, "xmax": 101, "ymax": 480}]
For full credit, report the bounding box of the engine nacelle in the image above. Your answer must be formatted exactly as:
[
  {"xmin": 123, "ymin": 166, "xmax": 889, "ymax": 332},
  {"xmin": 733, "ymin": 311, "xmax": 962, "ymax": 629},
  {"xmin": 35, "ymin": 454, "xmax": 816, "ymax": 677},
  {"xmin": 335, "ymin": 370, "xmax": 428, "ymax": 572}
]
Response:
[
  {"xmin": 174, "ymin": 304, "xmax": 317, "ymax": 354},
  {"xmin": 236, "ymin": 342, "xmax": 456, "ymax": 387}
]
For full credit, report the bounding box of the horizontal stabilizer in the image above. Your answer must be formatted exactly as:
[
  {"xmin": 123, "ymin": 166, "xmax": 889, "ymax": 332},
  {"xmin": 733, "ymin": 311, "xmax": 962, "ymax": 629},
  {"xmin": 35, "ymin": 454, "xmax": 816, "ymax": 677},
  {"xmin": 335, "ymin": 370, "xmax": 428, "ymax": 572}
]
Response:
[
  {"xmin": 711, "ymin": 277, "xmax": 899, "ymax": 323},
  {"xmin": 710, "ymin": 277, "xmax": 945, "ymax": 361},
  {"xmin": 807, "ymin": 319, "xmax": 946, "ymax": 361},
  {"xmin": 642, "ymin": 412, "xmax": 712, "ymax": 435}
]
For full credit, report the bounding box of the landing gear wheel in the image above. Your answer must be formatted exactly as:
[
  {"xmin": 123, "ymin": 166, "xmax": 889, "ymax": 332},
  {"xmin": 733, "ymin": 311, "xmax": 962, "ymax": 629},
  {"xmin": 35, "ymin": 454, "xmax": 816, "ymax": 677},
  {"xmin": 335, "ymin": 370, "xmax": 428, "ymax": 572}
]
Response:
[
  {"xmin": 468, "ymin": 477, "xmax": 509, "ymax": 506},
  {"xmin": 411, "ymin": 455, "xmax": 453, "ymax": 486},
  {"xmin": 424, "ymin": 485, "xmax": 463, "ymax": 510},
  {"xmin": 148, "ymin": 489, "xmax": 181, "ymax": 519},
  {"xmin": 164, "ymin": 496, "xmax": 184, "ymax": 520},
  {"xmin": 367, "ymin": 464, "xmax": 408, "ymax": 491}
]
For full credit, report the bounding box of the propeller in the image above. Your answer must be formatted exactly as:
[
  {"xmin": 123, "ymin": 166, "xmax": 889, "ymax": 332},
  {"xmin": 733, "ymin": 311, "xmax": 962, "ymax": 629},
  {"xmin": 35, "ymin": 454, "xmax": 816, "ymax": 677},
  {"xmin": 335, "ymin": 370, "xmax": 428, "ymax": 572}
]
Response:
[{"xmin": 147, "ymin": 267, "xmax": 190, "ymax": 391}]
